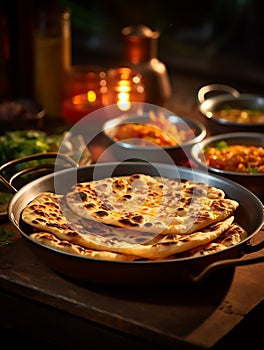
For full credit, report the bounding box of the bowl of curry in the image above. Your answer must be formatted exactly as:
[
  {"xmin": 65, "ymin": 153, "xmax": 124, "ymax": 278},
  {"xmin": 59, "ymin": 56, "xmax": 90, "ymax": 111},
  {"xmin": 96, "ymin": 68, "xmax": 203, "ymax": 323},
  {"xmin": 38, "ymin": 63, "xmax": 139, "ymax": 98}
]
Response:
[
  {"xmin": 191, "ymin": 132, "xmax": 264, "ymax": 198},
  {"xmin": 103, "ymin": 112, "xmax": 206, "ymax": 165},
  {"xmin": 197, "ymin": 84, "xmax": 264, "ymax": 135}
]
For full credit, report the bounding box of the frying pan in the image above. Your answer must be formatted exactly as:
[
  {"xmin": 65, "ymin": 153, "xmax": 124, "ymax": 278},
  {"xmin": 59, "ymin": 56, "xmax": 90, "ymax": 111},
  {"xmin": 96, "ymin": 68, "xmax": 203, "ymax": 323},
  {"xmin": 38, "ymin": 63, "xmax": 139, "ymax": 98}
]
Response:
[{"xmin": 5, "ymin": 160, "xmax": 264, "ymax": 287}]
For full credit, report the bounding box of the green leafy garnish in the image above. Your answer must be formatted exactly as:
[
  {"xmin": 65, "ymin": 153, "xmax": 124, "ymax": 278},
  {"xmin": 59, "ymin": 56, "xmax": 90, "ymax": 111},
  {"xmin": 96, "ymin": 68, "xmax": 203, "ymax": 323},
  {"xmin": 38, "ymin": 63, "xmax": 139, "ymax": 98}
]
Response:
[
  {"xmin": 0, "ymin": 130, "xmax": 66, "ymax": 175},
  {"xmin": 0, "ymin": 130, "xmax": 63, "ymax": 165},
  {"xmin": 0, "ymin": 226, "xmax": 15, "ymax": 247},
  {"xmin": 216, "ymin": 140, "xmax": 228, "ymax": 150},
  {"xmin": 247, "ymin": 165, "xmax": 259, "ymax": 174},
  {"xmin": 221, "ymin": 105, "xmax": 233, "ymax": 110}
]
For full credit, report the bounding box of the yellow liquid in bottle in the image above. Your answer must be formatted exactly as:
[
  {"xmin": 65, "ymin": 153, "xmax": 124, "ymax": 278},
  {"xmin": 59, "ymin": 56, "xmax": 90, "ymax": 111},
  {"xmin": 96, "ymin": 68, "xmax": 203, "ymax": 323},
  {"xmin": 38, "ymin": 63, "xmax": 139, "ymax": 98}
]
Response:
[
  {"xmin": 34, "ymin": 36, "xmax": 64, "ymax": 118},
  {"xmin": 33, "ymin": 10, "xmax": 71, "ymax": 119}
]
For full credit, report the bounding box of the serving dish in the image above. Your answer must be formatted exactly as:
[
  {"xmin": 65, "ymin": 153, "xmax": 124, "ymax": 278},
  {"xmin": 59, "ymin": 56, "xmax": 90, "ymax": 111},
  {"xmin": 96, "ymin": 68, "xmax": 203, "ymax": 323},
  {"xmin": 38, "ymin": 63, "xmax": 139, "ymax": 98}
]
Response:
[
  {"xmin": 102, "ymin": 113, "xmax": 206, "ymax": 165},
  {"xmin": 197, "ymin": 84, "xmax": 264, "ymax": 134},
  {"xmin": 5, "ymin": 161, "xmax": 264, "ymax": 286},
  {"xmin": 191, "ymin": 132, "xmax": 264, "ymax": 199}
]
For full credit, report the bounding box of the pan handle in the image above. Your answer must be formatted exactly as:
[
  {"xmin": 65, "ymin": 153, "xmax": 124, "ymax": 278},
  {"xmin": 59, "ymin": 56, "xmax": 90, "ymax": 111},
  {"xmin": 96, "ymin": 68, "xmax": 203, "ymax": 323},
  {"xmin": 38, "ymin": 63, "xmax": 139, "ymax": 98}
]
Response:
[
  {"xmin": 191, "ymin": 254, "xmax": 264, "ymax": 283},
  {"xmin": 197, "ymin": 84, "xmax": 240, "ymax": 104},
  {"xmin": 0, "ymin": 152, "xmax": 78, "ymax": 193}
]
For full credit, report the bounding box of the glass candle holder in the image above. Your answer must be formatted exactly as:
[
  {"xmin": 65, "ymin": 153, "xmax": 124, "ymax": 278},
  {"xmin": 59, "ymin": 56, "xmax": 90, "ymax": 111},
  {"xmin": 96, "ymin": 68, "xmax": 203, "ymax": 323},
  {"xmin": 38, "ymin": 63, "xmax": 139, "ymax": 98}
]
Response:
[
  {"xmin": 62, "ymin": 65, "xmax": 107, "ymax": 124},
  {"xmin": 105, "ymin": 67, "xmax": 145, "ymax": 112}
]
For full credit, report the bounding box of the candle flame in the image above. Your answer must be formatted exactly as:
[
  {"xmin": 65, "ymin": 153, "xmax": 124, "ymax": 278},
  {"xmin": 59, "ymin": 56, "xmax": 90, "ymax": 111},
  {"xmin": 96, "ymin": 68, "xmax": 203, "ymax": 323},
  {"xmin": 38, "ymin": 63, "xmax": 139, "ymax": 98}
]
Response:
[
  {"xmin": 117, "ymin": 83, "xmax": 131, "ymax": 111},
  {"xmin": 106, "ymin": 68, "xmax": 145, "ymax": 111},
  {"xmin": 72, "ymin": 91, "xmax": 97, "ymax": 106},
  {"xmin": 87, "ymin": 90, "xmax": 96, "ymax": 103}
]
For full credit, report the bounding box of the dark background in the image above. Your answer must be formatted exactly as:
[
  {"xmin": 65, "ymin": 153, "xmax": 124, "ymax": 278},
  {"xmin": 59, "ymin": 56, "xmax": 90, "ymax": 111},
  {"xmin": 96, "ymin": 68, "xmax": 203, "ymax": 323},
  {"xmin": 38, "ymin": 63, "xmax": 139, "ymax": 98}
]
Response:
[{"xmin": 1, "ymin": 0, "xmax": 264, "ymax": 98}]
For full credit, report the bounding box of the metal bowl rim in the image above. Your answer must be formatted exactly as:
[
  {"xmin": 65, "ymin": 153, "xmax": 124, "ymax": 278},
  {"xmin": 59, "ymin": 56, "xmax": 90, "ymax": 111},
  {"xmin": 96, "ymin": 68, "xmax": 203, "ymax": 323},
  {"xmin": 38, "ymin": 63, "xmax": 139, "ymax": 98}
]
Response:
[
  {"xmin": 103, "ymin": 114, "xmax": 207, "ymax": 150},
  {"xmin": 191, "ymin": 132, "xmax": 264, "ymax": 177},
  {"xmin": 199, "ymin": 94, "xmax": 264, "ymax": 127}
]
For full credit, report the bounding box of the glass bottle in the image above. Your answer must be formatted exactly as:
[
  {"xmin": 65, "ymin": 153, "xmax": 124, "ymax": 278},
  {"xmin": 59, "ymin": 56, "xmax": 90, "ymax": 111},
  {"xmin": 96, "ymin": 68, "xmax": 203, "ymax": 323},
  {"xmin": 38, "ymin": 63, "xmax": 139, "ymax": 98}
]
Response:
[
  {"xmin": 122, "ymin": 24, "xmax": 171, "ymax": 107},
  {"xmin": 33, "ymin": 2, "xmax": 71, "ymax": 119}
]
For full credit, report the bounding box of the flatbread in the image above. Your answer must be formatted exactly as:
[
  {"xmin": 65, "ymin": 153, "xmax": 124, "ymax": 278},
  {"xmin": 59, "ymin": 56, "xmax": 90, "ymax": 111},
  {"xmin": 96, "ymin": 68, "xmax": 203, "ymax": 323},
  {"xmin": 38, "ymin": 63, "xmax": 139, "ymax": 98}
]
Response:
[
  {"xmin": 29, "ymin": 232, "xmax": 138, "ymax": 261},
  {"xmin": 66, "ymin": 174, "xmax": 238, "ymax": 235},
  {"xmin": 22, "ymin": 192, "xmax": 238, "ymax": 259},
  {"xmin": 22, "ymin": 191, "xmax": 157, "ymax": 245},
  {"xmin": 168, "ymin": 222, "xmax": 248, "ymax": 259}
]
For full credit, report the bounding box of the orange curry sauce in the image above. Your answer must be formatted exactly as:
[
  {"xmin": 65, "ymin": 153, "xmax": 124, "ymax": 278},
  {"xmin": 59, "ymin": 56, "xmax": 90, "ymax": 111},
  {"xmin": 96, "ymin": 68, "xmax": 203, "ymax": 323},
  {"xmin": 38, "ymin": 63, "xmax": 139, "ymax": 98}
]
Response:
[
  {"xmin": 113, "ymin": 123, "xmax": 193, "ymax": 147},
  {"xmin": 203, "ymin": 142, "xmax": 264, "ymax": 173},
  {"xmin": 113, "ymin": 123, "xmax": 177, "ymax": 146}
]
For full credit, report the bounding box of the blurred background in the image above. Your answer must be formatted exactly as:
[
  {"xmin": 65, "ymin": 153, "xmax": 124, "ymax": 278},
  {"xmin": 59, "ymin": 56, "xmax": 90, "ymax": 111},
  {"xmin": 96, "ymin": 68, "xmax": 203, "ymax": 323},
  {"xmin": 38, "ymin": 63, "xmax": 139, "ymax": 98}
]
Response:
[{"xmin": 1, "ymin": 0, "xmax": 264, "ymax": 101}]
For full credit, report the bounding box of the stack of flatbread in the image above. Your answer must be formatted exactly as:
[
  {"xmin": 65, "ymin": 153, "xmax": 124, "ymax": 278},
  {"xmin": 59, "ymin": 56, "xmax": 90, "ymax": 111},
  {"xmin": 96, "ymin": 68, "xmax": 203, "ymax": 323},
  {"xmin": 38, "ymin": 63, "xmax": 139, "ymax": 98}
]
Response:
[{"xmin": 21, "ymin": 173, "xmax": 247, "ymax": 261}]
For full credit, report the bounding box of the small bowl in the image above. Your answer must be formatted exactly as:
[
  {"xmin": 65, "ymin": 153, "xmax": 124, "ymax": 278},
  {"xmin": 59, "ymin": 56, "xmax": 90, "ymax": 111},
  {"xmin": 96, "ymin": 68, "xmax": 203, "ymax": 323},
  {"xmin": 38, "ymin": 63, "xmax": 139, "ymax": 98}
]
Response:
[
  {"xmin": 0, "ymin": 98, "xmax": 46, "ymax": 133},
  {"xmin": 197, "ymin": 84, "xmax": 264, "ymax": 135},
  {"xmin": 191, "ymin": 132, "xmax": 264, "ymax": 198},
  {"xmin": 102, "ymin": 113, "xmax": 206, "ymax": 165}
]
